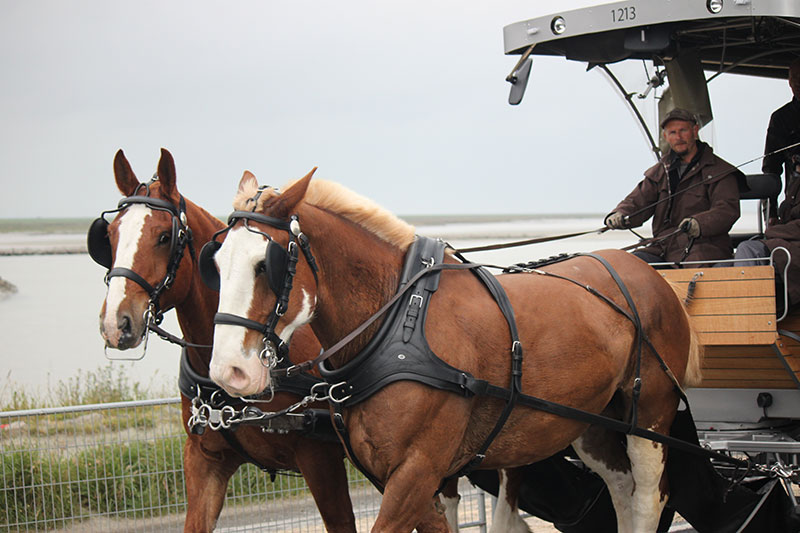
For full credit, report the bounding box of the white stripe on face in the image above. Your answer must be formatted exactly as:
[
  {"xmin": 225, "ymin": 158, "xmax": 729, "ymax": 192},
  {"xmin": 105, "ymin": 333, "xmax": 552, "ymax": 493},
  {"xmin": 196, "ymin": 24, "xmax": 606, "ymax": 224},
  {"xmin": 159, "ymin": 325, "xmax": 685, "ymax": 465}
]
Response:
[
  {"xmin": 210, "ymin": 227, "xmax": 268, "ymax": 392},
  {"xmin": 102, "ymin": 205, "xmax": 149, "ymax": 337}
]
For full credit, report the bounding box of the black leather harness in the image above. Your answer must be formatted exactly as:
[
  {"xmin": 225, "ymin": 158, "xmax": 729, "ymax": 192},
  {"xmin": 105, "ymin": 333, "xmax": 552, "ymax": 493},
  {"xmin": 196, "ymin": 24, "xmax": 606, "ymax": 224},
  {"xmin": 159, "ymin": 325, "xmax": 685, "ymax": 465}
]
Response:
[
  {"xmin": 319, "ymin": 237, "xmax": 525, "ymax": 489},
  {"xmin": 314, "ymin": 237, "xmax": 748, "ymax": 492}
]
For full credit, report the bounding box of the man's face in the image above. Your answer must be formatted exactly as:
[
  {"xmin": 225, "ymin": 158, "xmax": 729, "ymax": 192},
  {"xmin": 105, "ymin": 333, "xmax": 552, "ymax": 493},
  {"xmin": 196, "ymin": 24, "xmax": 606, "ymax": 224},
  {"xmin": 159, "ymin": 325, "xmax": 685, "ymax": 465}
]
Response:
[
  {"xmin": 662, "ymin": 119, "xmax": 699, "ymax": 158},
  {"xmin": 789, "ymin": 65, "xmax": 800, "ymax": 98}
]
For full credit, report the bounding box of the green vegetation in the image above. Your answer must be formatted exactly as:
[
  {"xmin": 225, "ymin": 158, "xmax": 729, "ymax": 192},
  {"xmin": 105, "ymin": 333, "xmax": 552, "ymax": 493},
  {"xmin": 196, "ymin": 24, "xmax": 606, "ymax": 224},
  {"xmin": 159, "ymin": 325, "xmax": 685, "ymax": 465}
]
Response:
[
  {"xmin": 0, "ymin": 435, "xmax": 316, "ymax": 530},
  {"xmin": 0, "ymin": 364, "xmax": 320, "ymax": 530},
  {"xmin": 0, "ymin": 363, "xmax": 170, "ymax": 412}
]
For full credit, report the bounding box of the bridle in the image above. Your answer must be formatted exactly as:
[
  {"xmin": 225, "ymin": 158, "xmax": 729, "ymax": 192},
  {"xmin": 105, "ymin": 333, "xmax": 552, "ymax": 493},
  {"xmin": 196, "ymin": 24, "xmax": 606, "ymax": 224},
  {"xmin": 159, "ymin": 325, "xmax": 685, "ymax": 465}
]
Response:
[
  {"xmin": 198, "ymin": 188, "xmax": 318, "ymax": 373},
  {"xmin": 88, "ymin": 177, "xmax": 195, "ymax": 359}
]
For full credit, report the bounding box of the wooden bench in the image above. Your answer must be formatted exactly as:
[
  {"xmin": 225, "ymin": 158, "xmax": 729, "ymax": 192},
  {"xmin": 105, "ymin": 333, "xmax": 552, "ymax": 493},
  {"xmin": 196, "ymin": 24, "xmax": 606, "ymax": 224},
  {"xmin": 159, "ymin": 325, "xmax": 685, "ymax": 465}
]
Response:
[{"xmin": 661, "ymin": 266, "xmax": 800, "ymax": 389}]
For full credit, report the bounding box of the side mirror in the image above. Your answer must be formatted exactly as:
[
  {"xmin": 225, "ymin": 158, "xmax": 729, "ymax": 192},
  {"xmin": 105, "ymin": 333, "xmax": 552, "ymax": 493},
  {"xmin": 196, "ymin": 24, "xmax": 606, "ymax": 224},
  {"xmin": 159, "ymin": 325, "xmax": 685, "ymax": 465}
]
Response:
[{"xmin": 507, "ymin": 57, "xmax": 532, "ymax": 106}]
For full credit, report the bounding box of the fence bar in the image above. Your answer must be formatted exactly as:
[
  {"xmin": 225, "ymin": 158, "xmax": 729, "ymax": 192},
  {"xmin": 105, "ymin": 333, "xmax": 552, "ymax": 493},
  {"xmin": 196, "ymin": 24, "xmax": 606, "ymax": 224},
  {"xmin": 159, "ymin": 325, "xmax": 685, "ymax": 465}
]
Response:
[{"xmin": 0, "ymin": 399, "xmax": 491, "ymax": 531}]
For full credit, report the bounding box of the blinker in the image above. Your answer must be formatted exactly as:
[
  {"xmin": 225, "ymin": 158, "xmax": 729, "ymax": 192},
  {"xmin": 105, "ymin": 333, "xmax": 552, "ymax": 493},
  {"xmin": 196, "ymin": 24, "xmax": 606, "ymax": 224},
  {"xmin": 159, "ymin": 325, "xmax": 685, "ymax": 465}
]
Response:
[
  {"xmin": 88, "ymin": 217, "xmax": 113, "ymax": 268},
  {"xmin": 265, "ymin": 239, "xmax": 289, "ymax": 296},
  {"xmin": 199, "ymin": 240, "xmax": 222, "ymax": 291}
]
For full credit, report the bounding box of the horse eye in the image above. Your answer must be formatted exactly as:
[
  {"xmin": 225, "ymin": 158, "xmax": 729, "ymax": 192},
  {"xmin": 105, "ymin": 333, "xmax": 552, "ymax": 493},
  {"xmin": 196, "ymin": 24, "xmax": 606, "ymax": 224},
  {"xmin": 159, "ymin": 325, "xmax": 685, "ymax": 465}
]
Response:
[
  {"xmin": 255, "ymin": 261, "xmax": 267, "ymax": 276},
  {"xmin": 158, "ymin": 232, "xmax": 171, "ymax": 245}
]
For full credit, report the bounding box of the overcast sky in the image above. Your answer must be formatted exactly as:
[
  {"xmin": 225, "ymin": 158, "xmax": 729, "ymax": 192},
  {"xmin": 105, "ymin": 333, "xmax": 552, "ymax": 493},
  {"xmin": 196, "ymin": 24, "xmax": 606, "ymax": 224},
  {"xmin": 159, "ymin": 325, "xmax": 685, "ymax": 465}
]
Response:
[{"xmin": 0, "ymin": 0, "xmax": 791, "ymax": 219}]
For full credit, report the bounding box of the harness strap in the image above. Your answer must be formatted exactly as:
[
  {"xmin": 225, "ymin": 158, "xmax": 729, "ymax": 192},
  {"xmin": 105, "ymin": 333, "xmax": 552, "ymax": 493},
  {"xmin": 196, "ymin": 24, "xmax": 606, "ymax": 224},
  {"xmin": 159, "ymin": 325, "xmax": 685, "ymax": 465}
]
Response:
[
  {"xmin": 445, "ymin": 265, "xmax": 523, "ymax": 481},
  {"xmin": 106, "ymin": 267, "xmax": 156, "ymax": 296},
  {"xmin": 331, "ymin": 410, "xmax": 387, "ymax": 492},
  {"xmin": 468, "ymin": 378, "xmax": 747, "ymax": 468},
  {"xmin": 281, "ymin": 261, "xmax": 485, "ymax": 378},
  {"xmin": 579, "ymin": 253, "xmax": 645, "ymax": 432},
  {"xmin": 217, "ymin": 428, "xmax": 278, "ymax": 481},
  {"xmin": 147, "ymin": 323, "xmax": 211, "ymax": 349}
]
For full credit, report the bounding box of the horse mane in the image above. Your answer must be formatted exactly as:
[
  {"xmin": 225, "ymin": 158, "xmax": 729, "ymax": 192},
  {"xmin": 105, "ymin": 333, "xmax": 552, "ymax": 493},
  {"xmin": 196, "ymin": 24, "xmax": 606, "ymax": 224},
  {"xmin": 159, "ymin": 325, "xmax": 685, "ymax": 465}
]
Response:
[{"xmin": 233, "ymin": 177, "xmax": 416, "ymax": 249}]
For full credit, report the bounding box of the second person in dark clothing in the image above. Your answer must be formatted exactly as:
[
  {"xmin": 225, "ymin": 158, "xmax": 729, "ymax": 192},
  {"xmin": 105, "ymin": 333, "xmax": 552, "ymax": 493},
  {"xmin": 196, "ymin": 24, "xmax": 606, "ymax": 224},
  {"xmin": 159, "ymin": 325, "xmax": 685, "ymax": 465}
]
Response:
[
  {"xmin": 762, "ymin": 57, "xmax": 800, "ymax": 221},
  {"xmin": 605, "ymin": 108, "xmax": 742, "ymax": 265}
]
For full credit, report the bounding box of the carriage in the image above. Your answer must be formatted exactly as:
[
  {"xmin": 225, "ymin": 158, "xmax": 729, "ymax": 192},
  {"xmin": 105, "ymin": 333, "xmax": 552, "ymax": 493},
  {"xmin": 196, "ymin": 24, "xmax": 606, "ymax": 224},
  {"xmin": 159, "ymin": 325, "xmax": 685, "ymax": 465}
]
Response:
[{"xmin": 502, "ymin": 0, "xmax": 800, "ymax": 529}]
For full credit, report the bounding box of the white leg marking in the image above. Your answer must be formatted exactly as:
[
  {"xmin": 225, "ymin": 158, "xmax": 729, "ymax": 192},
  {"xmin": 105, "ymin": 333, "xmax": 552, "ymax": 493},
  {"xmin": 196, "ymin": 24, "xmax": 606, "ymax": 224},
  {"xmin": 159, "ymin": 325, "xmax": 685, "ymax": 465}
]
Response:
[
  {"xmin": 627, "ymin": 435, "xmax": 667, "ymax": 533},
  {"xmin": 489, "ymin": 470, "xmax": 531, "ymax": 533},
  {"xmin": 440, "ymin": 494, "xmax": 460, "ymax": 533},
  {"xmin": 101, "ymin": 206, "xmax": 148, "ymax": 344},
  {"xmin": 573, "ymin": 436, "xmax": 634, "ymax": 533}
]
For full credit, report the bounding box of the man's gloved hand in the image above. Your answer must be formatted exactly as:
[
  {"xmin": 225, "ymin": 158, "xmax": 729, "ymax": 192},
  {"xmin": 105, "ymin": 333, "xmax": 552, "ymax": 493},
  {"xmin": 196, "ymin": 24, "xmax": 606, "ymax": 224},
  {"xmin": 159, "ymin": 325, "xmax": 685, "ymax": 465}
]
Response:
[
  {"xmin": 605, "ymin": 212, "xmax": 626, "ymax": 230},
  {"xmin": 679, "ymin": 217, "xmax": 700, "ymax": 238}
]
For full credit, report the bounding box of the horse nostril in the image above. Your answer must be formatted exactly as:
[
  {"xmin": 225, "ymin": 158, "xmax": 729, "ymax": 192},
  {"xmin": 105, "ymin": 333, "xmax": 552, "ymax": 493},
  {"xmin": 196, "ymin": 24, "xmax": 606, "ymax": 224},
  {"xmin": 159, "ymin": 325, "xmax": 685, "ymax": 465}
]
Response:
[
  {"xmin": 119, "ymin": 315, "xmax": 131, "ymax": 334},
  {"xmin": 231, "ymin": 366, "xmax": 246, "ymax": 383}
]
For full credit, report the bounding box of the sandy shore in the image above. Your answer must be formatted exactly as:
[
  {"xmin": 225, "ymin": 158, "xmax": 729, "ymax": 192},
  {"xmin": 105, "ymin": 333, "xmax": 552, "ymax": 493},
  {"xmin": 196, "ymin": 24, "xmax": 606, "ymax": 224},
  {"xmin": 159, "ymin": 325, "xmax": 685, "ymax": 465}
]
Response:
[{"xmin": 0, "ymin": 232, "xmax": 86, "ymax": 255}]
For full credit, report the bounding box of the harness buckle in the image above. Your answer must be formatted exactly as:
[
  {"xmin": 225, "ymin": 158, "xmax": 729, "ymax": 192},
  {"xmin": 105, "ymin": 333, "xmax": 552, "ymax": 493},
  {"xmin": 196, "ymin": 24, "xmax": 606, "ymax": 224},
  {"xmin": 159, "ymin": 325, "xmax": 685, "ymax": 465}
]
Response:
[
  {"xmin": 328, "ymin": 381, "xmax": 353, "ymax": 404},
  {"xmin": 409, "ymin": 294, "xmax": 423, "ymax": 308}
]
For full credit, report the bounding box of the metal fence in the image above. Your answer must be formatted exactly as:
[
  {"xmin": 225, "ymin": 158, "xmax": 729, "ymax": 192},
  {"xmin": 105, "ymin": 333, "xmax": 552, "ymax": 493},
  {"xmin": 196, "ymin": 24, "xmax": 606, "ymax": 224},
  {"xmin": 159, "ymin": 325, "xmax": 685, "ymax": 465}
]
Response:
[{"xmin": 0, "ymin": 398, "xmax": 490, "ymax": 532}]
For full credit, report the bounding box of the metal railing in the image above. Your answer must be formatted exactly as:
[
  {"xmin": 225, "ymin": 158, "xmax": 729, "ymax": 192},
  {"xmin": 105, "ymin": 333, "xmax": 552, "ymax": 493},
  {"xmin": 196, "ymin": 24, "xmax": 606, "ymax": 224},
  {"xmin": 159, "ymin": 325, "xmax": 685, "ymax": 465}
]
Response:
[{"xmin": 0, "ymin": 398, "xmax": 490, "ymax": 532}]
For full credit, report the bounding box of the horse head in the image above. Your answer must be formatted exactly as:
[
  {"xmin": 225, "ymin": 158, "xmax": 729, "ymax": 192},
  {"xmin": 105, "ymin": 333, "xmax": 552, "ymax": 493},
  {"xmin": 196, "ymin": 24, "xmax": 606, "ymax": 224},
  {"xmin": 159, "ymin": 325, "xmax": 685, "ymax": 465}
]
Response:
[
  {"xmin": 95, "ymin": 148, "xmax": 197, "ymax": 350},
  {"xmin": 204, "ymin": 169, "xmax": 319, "ymax": 397}
]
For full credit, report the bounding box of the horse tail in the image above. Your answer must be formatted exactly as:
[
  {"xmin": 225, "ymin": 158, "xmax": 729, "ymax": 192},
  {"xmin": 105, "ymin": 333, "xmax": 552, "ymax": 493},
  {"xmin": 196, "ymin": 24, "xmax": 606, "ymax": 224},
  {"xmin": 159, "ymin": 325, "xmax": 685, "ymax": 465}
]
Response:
[{"xmin": 668, "ymin": 279, "xmax": 704, "ymax": 387}]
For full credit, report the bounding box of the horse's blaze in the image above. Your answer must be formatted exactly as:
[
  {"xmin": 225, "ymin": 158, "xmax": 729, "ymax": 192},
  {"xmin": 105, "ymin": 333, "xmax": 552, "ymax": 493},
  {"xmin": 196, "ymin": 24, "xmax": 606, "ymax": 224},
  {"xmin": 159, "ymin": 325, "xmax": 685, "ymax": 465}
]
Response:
[{"xmin": 99, "ymin": 205, "xmax": 149, "ymax": 348}]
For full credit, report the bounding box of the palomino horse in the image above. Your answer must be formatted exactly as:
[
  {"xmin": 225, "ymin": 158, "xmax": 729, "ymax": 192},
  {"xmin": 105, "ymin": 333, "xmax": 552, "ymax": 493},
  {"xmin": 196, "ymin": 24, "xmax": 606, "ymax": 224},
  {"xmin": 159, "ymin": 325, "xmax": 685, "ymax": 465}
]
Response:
[
  {"xmin": 206, "ymin": 170, "xmax": 702, "ymax": 533},
  {"xmin": 93, "ymin": 150, "xmax": 356, "ymax": 533}
]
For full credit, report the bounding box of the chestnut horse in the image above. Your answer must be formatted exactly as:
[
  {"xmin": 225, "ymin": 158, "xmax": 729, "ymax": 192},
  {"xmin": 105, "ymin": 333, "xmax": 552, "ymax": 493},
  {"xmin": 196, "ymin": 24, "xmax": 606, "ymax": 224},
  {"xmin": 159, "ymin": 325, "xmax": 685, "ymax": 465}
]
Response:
[
  {"xmin": 206, "ymin": 170, "xmax": 702, "ymax": 533},
  {"xmin": 93, "ymin": 149, "xmax": 356, "ymax": 533}
]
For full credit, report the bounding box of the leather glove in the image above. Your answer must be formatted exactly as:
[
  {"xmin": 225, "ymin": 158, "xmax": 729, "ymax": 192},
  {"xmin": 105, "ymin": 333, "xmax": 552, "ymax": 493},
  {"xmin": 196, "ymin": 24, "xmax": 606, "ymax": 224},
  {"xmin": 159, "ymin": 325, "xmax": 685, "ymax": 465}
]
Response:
[
  {"xmin": 679, "ymin": 217, "xmax": 700, "ymax": 238},
  {"xmin": 605, "ymin": 212, "xmax": 626, "ymax": 230}
]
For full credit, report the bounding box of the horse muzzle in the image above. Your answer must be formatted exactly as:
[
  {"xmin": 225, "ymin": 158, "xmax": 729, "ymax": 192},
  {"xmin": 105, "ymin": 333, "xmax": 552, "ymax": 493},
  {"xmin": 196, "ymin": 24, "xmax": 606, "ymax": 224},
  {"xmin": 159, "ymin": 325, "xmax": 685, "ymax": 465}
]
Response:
[{"xmin": 99, "ymin": 309, "xmax": 145, "ymax": 350}]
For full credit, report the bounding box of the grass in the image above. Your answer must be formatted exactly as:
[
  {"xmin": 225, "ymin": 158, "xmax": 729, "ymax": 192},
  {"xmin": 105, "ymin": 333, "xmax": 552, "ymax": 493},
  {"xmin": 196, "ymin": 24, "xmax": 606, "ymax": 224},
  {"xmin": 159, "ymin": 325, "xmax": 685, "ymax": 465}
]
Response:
[
  {"xmin": 0, "ymin": 363, "xmax": 320, "ymax": 530},
  {"xmin": 0, "ymin": 363, "xmax": 170, "ymax": 412},
  {"xmin": 0, "ymin": 435, "xmax": 317, "ymax": 530}
]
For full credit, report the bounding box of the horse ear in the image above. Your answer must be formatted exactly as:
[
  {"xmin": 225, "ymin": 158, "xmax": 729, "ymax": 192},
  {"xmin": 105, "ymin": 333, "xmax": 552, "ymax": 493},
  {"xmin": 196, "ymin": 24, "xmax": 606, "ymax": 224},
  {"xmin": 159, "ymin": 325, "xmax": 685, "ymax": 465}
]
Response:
[
  {"xmin": 238, "ymin": 170, "xmax": 259, "ymax": 193},
  {"xmin": 114, "ymin": 149, "xmax": 140, "ymax": 196},
  {"xmin": 270, "ymin": 167, "xmax": 316, "ymax": 218},
  {"xmin": 157, "ymin": 148, "xmax": 178, "ymax": 199}
]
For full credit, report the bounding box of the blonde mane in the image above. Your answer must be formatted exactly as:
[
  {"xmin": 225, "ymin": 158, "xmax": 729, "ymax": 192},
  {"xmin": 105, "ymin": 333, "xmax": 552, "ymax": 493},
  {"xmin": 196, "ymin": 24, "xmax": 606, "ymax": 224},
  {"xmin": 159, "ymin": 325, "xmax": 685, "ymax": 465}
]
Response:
[{"xmin": 232, "ymin": 177, "xmax": 416, "ymax": 249}]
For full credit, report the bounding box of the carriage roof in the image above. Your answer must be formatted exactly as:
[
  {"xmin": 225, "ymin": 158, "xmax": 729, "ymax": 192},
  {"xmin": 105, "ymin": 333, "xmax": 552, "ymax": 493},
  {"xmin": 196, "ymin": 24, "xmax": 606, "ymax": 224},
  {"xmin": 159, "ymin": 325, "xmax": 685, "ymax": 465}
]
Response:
[{"xmin": 503, "ymin": 0, "xmax": 800, "ymax": 79}]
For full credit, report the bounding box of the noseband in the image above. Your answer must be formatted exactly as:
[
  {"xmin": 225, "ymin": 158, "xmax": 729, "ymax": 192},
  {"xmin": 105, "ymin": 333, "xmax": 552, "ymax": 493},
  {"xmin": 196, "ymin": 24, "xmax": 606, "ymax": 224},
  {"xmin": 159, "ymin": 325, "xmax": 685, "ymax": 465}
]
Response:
[
  {"xmin": 88, "ymin": 178, "xmax": 195, "ymax": 343},
  {"xmin": 198, "ymin": 197, "xmax": 318, "ymax": 371}
]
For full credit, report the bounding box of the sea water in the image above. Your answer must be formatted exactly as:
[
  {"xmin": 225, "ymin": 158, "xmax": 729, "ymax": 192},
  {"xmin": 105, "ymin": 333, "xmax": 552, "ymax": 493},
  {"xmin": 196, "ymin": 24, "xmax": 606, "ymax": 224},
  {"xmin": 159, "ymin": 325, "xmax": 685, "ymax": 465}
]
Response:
[{"xmin": 0, "ymin": 213, "xmax": 760, "ymax": 397}]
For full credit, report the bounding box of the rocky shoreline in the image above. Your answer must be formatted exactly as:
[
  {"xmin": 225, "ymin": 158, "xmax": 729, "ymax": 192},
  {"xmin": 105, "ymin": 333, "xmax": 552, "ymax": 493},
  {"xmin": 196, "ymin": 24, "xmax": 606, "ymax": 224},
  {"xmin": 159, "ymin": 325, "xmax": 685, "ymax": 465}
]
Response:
[{"xmin": 0, "ymin": 276, "xmax": 18, "ymax": 300}]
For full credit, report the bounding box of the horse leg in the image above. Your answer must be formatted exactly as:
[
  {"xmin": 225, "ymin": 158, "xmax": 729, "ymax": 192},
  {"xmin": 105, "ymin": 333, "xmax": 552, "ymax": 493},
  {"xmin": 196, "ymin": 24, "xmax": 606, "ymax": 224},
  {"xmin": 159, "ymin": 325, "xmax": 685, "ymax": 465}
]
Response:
[
  {"xmin": 489, "ymin": 468, "xmax": 531, "ymax": 533},
  {"xmin": 182, "ymin": 435, "xmax": 241, "ymax": 533},
  {"xmin": 573, "ymin": 429, "xmax": 634, "ymax": 533},
  {"xmin": 626, "ymin": 435, "xmax": 668, "ymax": 532},
  {"xmin": 293, "ymin": 440, "xmax": 357, "ymax": 533},
  {"xmin": 371, "ymin": 462, "xmax": 451, "ymax": 533},
  {"xmin": 439, "ymin": 478, "xmax": 461, "ymax": 532}
]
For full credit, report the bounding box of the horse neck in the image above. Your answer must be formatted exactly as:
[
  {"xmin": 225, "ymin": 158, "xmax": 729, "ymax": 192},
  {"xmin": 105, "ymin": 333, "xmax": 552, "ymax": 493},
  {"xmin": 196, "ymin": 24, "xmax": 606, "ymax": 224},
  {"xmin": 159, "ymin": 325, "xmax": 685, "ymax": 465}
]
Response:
[
  {"xmin": 303, "ymin": 207, "xmax": 407, "ymax": 367},
  {"xmin": 172, "ymin": 200, "xmax": 223, "ymax": 376}
]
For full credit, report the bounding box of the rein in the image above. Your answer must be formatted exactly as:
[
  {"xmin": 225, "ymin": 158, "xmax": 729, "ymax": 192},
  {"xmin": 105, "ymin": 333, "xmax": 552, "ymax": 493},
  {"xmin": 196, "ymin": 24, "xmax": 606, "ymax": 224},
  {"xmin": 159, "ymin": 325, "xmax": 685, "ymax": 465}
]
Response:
[
  {"xmin": 622, "ymin": 140, "xmax": 800, "ymax": 224},
  {"xmin": 455, "ymin": 227, "xmax": 608, "ymax": 253}
]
